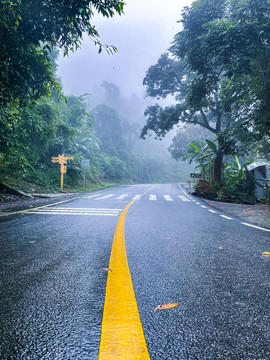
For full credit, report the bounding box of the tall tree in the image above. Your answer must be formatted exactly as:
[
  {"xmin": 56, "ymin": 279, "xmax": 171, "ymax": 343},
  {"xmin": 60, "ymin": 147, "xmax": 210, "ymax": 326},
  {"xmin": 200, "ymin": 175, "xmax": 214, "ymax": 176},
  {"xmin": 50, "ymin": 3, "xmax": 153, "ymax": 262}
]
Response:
[{"xmin": 141, "ymin": 53, "xmax": 244, "ymax": 183}]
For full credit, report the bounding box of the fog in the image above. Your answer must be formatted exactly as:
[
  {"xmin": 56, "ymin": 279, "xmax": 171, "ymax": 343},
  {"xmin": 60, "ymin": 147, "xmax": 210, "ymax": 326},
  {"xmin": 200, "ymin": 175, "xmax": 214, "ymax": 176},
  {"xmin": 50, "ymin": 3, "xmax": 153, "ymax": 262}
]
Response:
[
  {"xmin": 57, "ymin": 0, "xmax": 192, "ymax": 98},
  {"xmin": 56, "ymin": 0, "xmax": 194, "ymax": 183}
]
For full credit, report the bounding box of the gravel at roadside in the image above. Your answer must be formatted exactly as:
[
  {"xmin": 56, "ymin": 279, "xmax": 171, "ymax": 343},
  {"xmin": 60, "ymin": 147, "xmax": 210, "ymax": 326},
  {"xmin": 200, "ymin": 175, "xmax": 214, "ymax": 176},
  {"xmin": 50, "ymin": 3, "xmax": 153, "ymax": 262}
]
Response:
[{"xmin": 0, "ymin": 192, "xmax": 80, "ymax": 214}]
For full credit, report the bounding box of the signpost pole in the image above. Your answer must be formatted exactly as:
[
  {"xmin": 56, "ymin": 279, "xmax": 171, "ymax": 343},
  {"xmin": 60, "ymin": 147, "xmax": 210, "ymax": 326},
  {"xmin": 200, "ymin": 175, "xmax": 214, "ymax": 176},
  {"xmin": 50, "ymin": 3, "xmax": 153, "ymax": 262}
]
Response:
[
  {"xmin": 51, "ymin": 154, "xmax": 74, "ymax": 190},
  {"xmin": 81, "ymin": 159, "xmax": 90, "ymax": 189},
  {"xmin": 61, "ymin": 172, "xmax": 64, "ymax": 190}
]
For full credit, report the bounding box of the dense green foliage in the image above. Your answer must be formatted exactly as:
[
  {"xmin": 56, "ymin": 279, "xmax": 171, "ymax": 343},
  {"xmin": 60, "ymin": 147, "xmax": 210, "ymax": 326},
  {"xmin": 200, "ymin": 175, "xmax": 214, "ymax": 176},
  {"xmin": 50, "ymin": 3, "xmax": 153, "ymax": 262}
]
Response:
[
  {"xmin": 1, "ymin": 0, "xmax": 187, "ymax": 190},
  {"xmin": 0, "ymin": 90, "xmax": 187, "ymax": 189}
]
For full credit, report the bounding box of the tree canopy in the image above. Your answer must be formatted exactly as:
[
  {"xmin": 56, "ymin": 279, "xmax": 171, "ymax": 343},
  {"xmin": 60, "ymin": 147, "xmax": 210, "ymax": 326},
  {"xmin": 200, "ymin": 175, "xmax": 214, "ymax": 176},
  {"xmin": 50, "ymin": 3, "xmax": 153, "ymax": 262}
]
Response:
[
  {"xmin": 171, "ymin": 0, "xmax": 270, "ymax": 135},
  {"xmin": 141, "ymin": 0, "xmax": 270, "ymax": 183}
]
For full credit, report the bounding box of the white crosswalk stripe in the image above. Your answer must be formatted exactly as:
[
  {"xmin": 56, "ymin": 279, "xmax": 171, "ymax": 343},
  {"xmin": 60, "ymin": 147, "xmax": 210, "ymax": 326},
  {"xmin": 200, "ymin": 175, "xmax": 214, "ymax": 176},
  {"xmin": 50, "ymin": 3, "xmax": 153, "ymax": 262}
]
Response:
[
  {"xmin": 83, "ymin": 193, "xmax": 102, "ymax": 199},
  {"xmin": 95, "ymin": 194, "xmax": 115, "ymax": 200},
  {"xmin": 47, "ymin": 192, "xmax": 201, "ymax": 204},
  {"xmin": 178, "ymin": 195, "xmax": 191, "ymax": 202},
  {"xmin": 23, "ymin": 191, "xmax": 203, "ymax": 218},
  {"xmin": 28, "ymin": 212, "xmax": 119, "ymax": 216},
  {"xmin": 133, "ymin": 195, "xmax": 142, "ymax": 200},
  {"xmin": 164, "ymin": 195, "xmax": 173, "ymax": 201},
  {"xmin": 116, "ymin": 194, "xmax": 129, "ymax": 200},
  {"xmin": 27, "ymin": 207, "xmax": 122, "ymax": 216}
]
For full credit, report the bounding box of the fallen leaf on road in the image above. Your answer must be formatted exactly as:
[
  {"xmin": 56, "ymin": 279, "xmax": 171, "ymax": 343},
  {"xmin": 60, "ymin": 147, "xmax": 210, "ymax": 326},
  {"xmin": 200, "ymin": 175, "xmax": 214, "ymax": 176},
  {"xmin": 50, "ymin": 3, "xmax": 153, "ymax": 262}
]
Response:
[
  {"xmin": 104, "ymin": 267, "xmax": 113, "ymax": 272},
  {"xmin": 154, "ymin": 302, "xmax": 179, "ymax": 311},
  {"xmin": 262, "ymin": 252, "xmax": 270, "ymax": 256}
]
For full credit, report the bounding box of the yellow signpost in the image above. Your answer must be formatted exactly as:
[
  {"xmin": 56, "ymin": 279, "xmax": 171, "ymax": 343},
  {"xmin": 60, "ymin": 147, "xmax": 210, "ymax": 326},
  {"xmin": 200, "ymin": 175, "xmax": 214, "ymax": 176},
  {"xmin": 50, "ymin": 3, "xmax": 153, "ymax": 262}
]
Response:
[{"xmin": 51, "ymin": 154, "xmax": 74, "ymax": 190}]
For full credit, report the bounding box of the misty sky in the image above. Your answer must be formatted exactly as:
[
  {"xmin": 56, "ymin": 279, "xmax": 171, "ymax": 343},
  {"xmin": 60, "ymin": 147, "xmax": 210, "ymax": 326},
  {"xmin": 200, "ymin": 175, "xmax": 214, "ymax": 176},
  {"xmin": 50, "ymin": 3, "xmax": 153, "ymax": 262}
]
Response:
[{"xmin": 57, "ymin": 0, "xmax": 193, "ymax": 99}]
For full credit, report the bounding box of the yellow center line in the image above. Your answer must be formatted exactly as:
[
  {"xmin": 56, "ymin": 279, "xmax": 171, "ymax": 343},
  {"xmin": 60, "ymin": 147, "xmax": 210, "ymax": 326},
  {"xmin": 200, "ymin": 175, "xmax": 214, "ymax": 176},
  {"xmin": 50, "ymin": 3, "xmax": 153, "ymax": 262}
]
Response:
[
  {"xmin": 142, "ymin": 184, "xmax": 156, "ymax": 196},
  {"xmin": 99, "ymin": 199, "xmax": 150, "ymax": 359}
]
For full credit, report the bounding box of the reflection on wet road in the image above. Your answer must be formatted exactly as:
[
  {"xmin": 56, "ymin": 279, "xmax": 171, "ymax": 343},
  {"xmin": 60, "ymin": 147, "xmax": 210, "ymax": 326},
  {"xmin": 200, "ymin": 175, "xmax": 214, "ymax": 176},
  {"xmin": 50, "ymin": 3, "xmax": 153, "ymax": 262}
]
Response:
[{"xmin": 0, "ymin": 184, "xmax": 270, "ymax": 359}]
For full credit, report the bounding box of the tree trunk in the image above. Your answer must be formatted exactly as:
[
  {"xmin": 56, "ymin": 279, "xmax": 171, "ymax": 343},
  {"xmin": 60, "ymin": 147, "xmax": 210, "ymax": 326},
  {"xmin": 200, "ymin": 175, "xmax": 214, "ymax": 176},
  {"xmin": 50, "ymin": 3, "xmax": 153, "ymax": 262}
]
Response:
[{"xmin": 213, "ymin": 150, "xmax": 223, "ymax": 184}]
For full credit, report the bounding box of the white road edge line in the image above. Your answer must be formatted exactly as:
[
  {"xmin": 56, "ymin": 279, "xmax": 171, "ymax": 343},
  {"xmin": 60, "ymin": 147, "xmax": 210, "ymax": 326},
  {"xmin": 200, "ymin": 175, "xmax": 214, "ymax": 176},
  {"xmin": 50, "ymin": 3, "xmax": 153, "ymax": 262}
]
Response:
[
  {"xmin": 178, "ymin": 185, "xmax": 270, "ymax": 233},
  {"xmin": 178, "ymin": 184, "xmax": 189, "ymax": 196},
  {"xmin": 241, "ymin": 222, "xmax": 270, "ymax": 232},
  {"xmin": 220, "ymin": 215, "xmax": 233, "ymax": 220}
]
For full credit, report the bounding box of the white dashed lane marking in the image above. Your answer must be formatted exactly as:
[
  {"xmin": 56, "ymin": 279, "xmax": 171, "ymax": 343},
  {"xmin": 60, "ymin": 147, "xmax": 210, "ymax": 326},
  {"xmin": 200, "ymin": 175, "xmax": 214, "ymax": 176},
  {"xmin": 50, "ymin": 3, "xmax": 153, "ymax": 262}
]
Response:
[
  {"xmin": 178, "ymin": 184, "xmax": 270, "ymax": 232},
  {"xmin": 149, "ymin": 195, "xmax": 157, "ymax": 201},
  {"xmin": 219, "ymin": 215, "xmax": 233, "ymax": 220}
]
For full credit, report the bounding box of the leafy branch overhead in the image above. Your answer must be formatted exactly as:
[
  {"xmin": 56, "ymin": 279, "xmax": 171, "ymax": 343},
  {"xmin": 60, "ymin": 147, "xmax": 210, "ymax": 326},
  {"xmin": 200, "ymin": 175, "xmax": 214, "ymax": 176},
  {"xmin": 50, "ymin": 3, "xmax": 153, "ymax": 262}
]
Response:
[{"xmin": 0, "ymin": 0, "xmax": 125, "ymax": 106}]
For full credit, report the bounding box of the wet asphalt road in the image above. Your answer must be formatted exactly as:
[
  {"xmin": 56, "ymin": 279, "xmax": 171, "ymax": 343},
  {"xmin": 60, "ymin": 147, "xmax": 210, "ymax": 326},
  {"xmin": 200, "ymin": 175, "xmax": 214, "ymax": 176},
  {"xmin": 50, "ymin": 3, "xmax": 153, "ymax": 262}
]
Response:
[{"xmin": 0, "ymin": 184, "xmax": 270, "ymax": 359}]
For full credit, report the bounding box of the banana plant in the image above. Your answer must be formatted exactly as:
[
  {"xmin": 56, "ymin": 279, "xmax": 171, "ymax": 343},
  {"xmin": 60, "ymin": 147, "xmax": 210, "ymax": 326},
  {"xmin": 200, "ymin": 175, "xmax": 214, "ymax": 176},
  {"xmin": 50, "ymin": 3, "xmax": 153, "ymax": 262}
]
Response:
[
  {"xmin": 184, "ymin": 139, "xmax": 217, "ymax": 181},
  {"xmin": 224, "ymin": 156, "xmax": 253, "ymax": 182}
]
